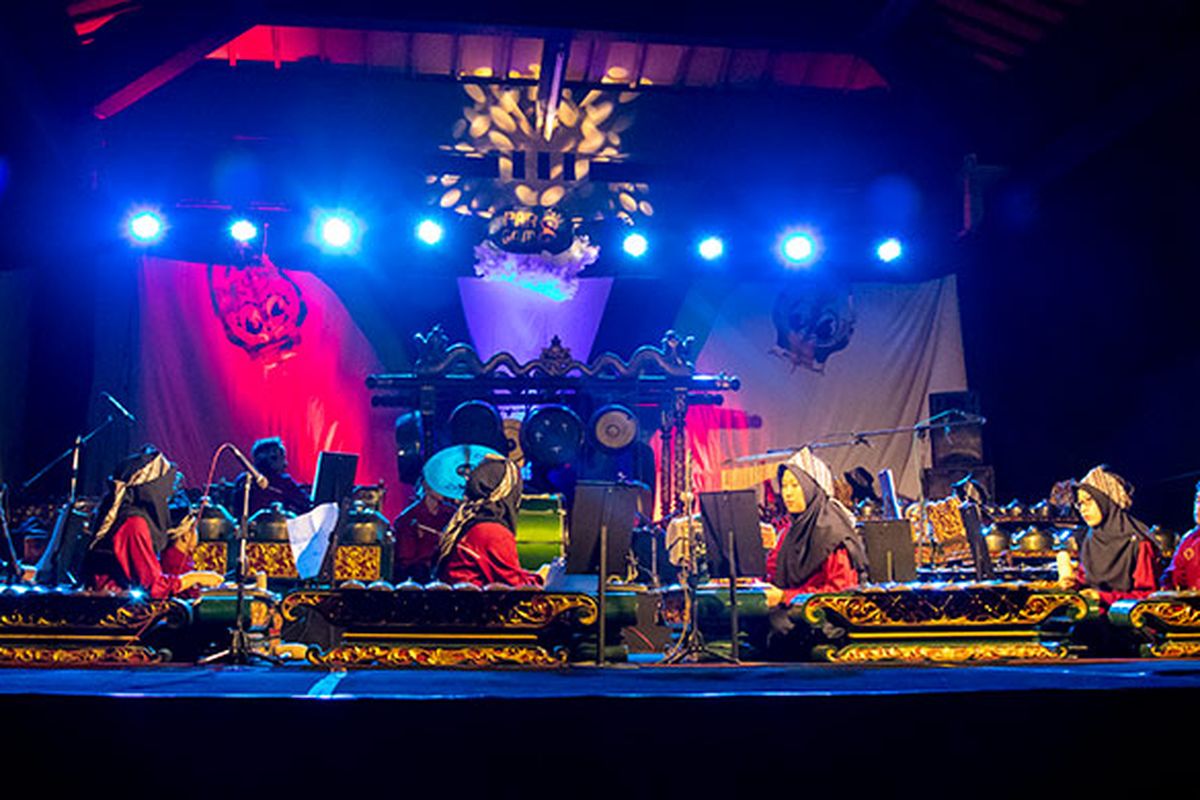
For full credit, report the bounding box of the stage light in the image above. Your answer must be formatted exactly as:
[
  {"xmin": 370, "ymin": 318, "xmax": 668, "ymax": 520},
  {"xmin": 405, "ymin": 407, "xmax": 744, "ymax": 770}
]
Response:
[
  {"xmin": 623, "ymin": 232, "xmax": 648, "ymax": 258},
  {"xmin": 698, "ymin": 236, "xmax": 724, "ymax": 261},
  {"xmin": 416, "ymin": 219, "xmax": 444, "ymax": 246},
  {"xmin": 778, "ymin": 228, "xmax": 823, "ymax": 268},
  {"xmin": 876, "ymin": 237, "xmax": 903, "ymax": 263},
  {"xmin": 230, "ymin": 219, "xmax": 258, "ymax": 243},
  {"xmin": 322, "ymin": 216, "xmax": 353, "ymax": 248},
  {"xmin": 127, "ymin": 210, "xmax": 165, "ymax": 244}
]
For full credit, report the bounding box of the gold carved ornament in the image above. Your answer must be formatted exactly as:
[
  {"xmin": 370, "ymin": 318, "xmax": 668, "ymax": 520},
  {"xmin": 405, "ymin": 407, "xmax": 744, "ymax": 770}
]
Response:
[
  {"xmin": 821, "ymin": 642, "xmax": 1070, "ymax": 664},
  {"xmin": 1148, "ymin": 641, "xmax": 1200, "ymax": 658},
  {"xmin": 192, "ymin": 542, "xmax": 227, "ymax": 573},
  {"xmin": 310, "ymin": 644, "xmax": 566, "ymax": 668},
  {"xmin": 0, "ymin": 600, "xmax": 180, "ymax": 631},
  {"xmin": 802, "ymin": 590, "xmax": 1088, "ymax": 628},
  {"xmin": 279, "ymin": 591, "xmax": 330, "ymax": 622},
  {"xmin": 246, "ymin": 543, "xmax": 299, "ymax": 578},
  {"xmin": 0, "ymin": 645, "xmax": 165, "ymax": 666},
  {"xmin": 498, "ymin": 594, "xmax": 598, "ymax": 627},
  {"xmin": 1128, "ymin": 601, "xmax": 1200, "ymax": 630},
  {"xmin": 334, "ymin": 546, "xmax": 382, "ymax": 582}
]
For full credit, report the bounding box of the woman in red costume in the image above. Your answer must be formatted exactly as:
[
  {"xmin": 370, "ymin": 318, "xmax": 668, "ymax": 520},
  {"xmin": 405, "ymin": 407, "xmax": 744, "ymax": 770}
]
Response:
[
  {"xmin": 1072, "ymin": 465, "xmax": 1159, "ymax": 607},
  {"xmin": 1161, "ymin": 479, "xmax": 1200, "ymax": 590},
  {"xmin": 434, "ymin": 455, "xmax": 541, "ymax": 588},
  {"xmin": 83, "ymin": 447, "xmax": 223, "ymax": 598},
  {"xmin": 766, "ymin": 447, "xmax": 868, "ymax": 603}
]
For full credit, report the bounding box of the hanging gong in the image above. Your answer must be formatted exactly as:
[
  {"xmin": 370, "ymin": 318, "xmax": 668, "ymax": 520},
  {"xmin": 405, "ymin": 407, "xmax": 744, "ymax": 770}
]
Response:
[
  {"xmin": 448, "ymin": 400, "xmax": 508, "ymax": 453},
  {"xmin": 589, "ymin": 404, "xmax": 638, "ymax": 452},
  {"xmin": 394, "ymin": 411, "xmax": 425, "ymax": 485},
  {"xmin": 520, "ymin": 404, "xmax": 584, "ymax": 467}
]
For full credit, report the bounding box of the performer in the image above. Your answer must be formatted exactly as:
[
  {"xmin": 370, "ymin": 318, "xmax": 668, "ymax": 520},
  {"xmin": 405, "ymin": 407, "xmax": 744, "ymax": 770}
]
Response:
[
  {"xmin": 391, "ymin": 477, "xmax": 455, "ymax": 583},
  {"xmin": 83, "ymin": 447, "xmax": 223, "ymax": 598},
  {"xmin": 1072, "ymin": 465, "xmax": 1159, "ymax": 606},
  {"xmin": 1162, "ymin": 480, "xmax": 1200, "ymax": 590},
  {"xmin": 433, "ymin": 455, "xmax": 542, "ymax": 588},
  {"xmin": 242, "ymin": 437, "xmax": 312, "ymax": 515},
  {"xmin": 766, "ymin": 448, "xmax": 868, "ymax": 602}
]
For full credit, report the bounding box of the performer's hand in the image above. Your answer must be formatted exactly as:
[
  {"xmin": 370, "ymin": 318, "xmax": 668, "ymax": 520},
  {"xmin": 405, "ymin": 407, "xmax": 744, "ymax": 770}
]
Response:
[{"xmin": 540, "ymin": 557, "xmax": 567, "ymax": 589}]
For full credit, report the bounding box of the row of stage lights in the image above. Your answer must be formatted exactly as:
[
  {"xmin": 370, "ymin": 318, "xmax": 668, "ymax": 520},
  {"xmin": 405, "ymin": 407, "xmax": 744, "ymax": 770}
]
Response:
[{"xmin": 125, "ymin": 207, "xmax": 905, "ymax": 267}]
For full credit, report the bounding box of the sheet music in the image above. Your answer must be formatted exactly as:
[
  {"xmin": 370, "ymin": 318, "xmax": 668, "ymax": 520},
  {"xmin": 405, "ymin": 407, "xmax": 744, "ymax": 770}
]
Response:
[{"xmin": 286, "ymin": 503, "xmax": 339, "ymax": 580}]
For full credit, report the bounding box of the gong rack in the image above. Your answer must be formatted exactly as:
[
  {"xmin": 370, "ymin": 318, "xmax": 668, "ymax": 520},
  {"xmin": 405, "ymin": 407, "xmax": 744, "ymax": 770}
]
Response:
[{"xmin": 366, "ymin": 325, "xmax": 740, "ymax": 514}]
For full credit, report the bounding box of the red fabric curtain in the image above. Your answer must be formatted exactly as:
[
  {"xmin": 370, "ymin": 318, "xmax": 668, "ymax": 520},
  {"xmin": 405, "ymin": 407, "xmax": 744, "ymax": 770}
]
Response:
[{"xmin": 136, "ymin": 257, "xmax": 404, "ymax": 518}]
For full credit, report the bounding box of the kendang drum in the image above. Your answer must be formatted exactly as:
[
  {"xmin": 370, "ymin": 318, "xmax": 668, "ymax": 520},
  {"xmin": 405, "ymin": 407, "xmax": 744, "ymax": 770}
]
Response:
[
  {"xmin": 521, "ymin": 404, "xmax": 584, "ymax": 467},
  {"xmin": 515, "ymin": 494, "xmax": 566, "ymax": 570}
]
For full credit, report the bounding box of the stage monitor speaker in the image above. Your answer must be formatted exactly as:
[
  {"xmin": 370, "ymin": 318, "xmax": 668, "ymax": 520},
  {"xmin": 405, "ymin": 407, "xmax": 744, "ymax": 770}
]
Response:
[
  {"xmin": 311, "ymin": 451, "xmax": 359, "ymax": 506},
  {"xmin": 922, "ymin": 465, "xmax": 994, "ymax": 503},
  {"xmin": 858, "ymin": 520, "xmax": 917, "ymax": 583},
  {"xmin": 928, "ymin": 390, "xmax": 983, "ymax": 467}
]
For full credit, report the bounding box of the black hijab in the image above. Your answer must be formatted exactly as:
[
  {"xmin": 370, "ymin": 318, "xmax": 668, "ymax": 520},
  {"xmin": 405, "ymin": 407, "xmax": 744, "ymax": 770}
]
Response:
[
  {"xmin": 1077, "ymin": 482, "xmax": 1154, "ymax": 593},
  {"xmin": 774, "ymin": 463, "xmax": 868, "ymax": 588},
  {"xmin": 91, "ymin": 447, "xmax": 177, "ymax": 555}
]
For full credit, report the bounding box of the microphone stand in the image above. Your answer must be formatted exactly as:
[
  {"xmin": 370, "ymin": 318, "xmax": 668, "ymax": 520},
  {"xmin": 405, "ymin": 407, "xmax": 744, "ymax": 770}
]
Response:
[{"xmin": 201, "ymin": 452, "xmax": 281, "ymax": 665}]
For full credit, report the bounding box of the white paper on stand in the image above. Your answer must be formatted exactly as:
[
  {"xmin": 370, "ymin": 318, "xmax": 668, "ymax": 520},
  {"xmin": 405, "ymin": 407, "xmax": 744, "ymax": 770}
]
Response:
[{"xmin": 286, "ymin": 503, "xmax": 339, "ymax": 580}]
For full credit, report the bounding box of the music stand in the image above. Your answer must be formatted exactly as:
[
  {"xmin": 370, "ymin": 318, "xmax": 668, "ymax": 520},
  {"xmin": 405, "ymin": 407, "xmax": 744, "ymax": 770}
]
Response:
[
  {"xmin": 311, "ymin": 452, "xmax": 359, "ymax": 506},
  {"xmin": 567, "ymin": 481, "xmax": 639, "ymax": 665},
  {"xmin": 697, "ymin": 490, "xmax": 764, "ymax": 662},
  {"xmin": 859, "ymin": 520, "xmax": 917, "ymax": 583}
]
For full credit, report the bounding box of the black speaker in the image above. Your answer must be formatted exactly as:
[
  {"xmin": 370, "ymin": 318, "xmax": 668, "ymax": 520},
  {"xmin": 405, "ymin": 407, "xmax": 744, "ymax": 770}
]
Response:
[
  {"xmin": 928, "ymin": 391, "xmax": 983, "ymax": 467},
  {"xmin": 922, "ymin": 465, "xmax": 994, "ymax": 503}
]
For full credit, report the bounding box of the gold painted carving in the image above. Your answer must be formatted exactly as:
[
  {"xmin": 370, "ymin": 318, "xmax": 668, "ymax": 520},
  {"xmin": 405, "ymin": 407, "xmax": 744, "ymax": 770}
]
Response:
[
  {"xmin": 0, "ymin": 600, "xmax": 178, "ymax": 630},
  {"xmin": 193, "ymin": 542, "xmax": 227, "ymax": 573},
  {"xmin": 334, "ymin": 546, "xmax": 382, "ymax": 581},
  {"xmin": 1148, "ymin": 640, "xmax": 1200, "ymax": 658},
  {"xmin": 824, "ymin": 642, "xmax": 1069, "ymax": 663},
  {"xmin": 279, "ymin": 591, "xmax": 329, "ymax": 621},
  {"xmin": 803, "ymin": 589, "xmax": 1087, "ymax": 628},
  {"xmin": 499, "ymin": 594, "xmax": 598, "ymax": 627},
  {"xmin": 1128, "ymin": 601, "xmax": 1200, "ymax": 630},
  {"xmin": 246, "ymin": 542, "xmax": 299, "ymax": 578},
  {"xmin": 310, "ymin": 644, "xmax": 565, "ymax": 667},
  {"xmin": 0, "ymin": 645, "xmax": 164, "ymax": 666}
]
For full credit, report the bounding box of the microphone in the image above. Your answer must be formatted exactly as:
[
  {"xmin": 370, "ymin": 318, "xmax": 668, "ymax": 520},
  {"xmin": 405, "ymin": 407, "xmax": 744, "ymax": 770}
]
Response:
[
  {"xmin": 227, "ymin": 443, "xmax": 270, "ymax": 489},
  {"xmin": 101, "ymin": 392, "xmax": 136, "ymax": 424}
]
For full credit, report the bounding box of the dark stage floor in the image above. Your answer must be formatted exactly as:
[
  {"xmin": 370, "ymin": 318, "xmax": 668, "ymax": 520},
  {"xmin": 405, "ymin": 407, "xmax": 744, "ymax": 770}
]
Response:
[
  {"xmin": 4, "ymin": 658, "xmax": 1200, "ymax": 700},
  {"xmin": 4, "ymin": 661, "xmax": 1196, "ymax": 795}
]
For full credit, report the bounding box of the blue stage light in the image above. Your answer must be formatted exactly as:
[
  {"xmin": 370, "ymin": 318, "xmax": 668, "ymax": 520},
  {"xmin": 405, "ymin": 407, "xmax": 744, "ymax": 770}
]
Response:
[
  {"xmin": 698, "ymin": 236, "xmax": 725, "ymax": 261},
  {"xmin": 780, "ymin": 231, "xmax": 819, "ymax": 267},
  {"xmin": 128, "ymin": 210, "xmax": 165, "ymax": 244},
  {"xmin": 321, "ymin": 216, "xmax": 354, "ymax": 248},
  {"xmin": 230, "ymin": 219, "xmax": 258, "ymax": 243},
  {"xmin": 876, "ymin": 237, "xmax": 903, "ymax": 263},
  {"xmin": 623, "ymin": 232, "xmax": 648, "ymax": 258},
  {"xmin": 416, "ymin": 219, "xmax": 444, "ymax": 246}
]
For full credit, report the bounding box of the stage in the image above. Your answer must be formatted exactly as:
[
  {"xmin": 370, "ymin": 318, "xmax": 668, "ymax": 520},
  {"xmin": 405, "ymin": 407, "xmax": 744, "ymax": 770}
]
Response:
[{"xmin": 4, "ymin": 660, "xmax": 1197, "ymax": 794}]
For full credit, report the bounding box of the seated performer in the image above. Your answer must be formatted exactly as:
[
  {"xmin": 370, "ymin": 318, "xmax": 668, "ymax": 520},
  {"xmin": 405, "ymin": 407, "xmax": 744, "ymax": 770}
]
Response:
[
  {"xmin": 1162, "ymin": 480, "xmax": 1200, "ymax": 590},
  {"xmin": 392, "ymin": 477, "xmax": 455, "ymax": 583},
  {"xmin": 84, "ymin": 447, "xmax": 224, "ymax": 598},
  {"xmin": 1072, "ymin": 465, "xmax": 1159, "ymax": 605},
  {"xmin": 766, "ymin": 448, "xmax": 869, "ymax": 602},
  {"xmin": 433, "ymin": 455, "xmax": 542, "ymax": 588},
  {"xmin": 242, "ymin": 437, "xmax": 312, "ymax": 515}
]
